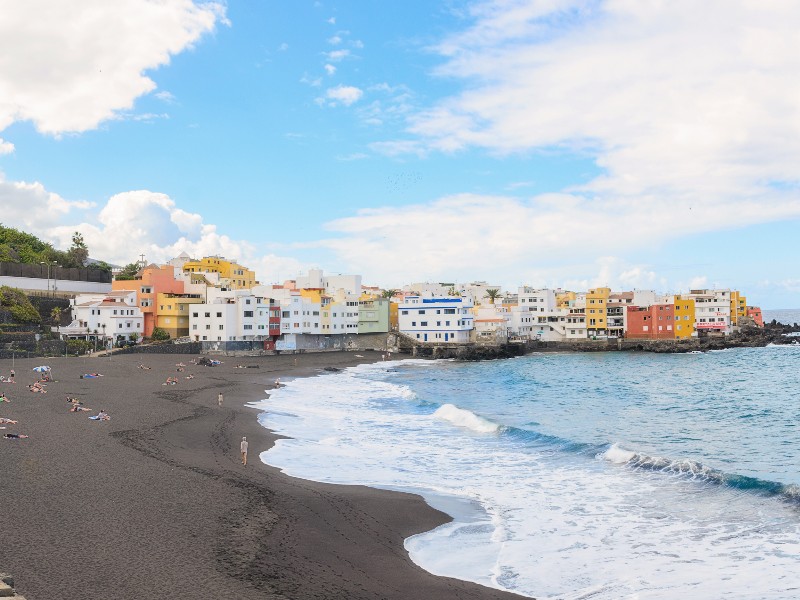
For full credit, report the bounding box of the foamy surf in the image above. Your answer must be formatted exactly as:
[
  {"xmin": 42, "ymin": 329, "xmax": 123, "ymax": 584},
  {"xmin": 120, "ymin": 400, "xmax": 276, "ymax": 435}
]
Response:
[
  {"xmin": 255, "ymin": 352, "xmax": 800, "ymax": 600},
  {"xmin": 434, "ymin": 403, "xmax": 500, "ymax": 434}
]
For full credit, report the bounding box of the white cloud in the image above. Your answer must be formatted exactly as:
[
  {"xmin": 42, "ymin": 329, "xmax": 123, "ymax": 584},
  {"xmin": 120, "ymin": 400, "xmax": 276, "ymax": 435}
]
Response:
[
  {"xmin": 350, "ymin": 40, "xmax": 364, "ymax": 49},
  {"xmin": 154, "ymin": 90, "xmax": 176, "ymax": 104},
  {"xmin": 327, "ymin": 17, "xmax": 336, "ymax": 25},
  {"xmin": 328, "ymin": 35, "xmax": 342, "ymax": 45},
  {"xmin": 385, "ymin": 0, "xmax": 800, "ymax": 237},
  {"xmin": 301, "ymin": 74, "xmax": 323, "ymax": 87},
  {"xmin": 0, "ymin": 176, "xmax": 94, "ymax": 231},
  {"xmin": 278, "ymin": 42, "xmax": 289, "ymax": 51},
  {"xmin": 324, "ymin": 85, "xmax": 363, "ymax": 107},
  {"xmin": 0, "ymin": 138, "xmax": 14, "ymax": 155},
  {"xmin": 325, "ymin": 49, "xmax": 351, "ymax": 62},
  {"xmin": 324, "ymin": 64, "xmax": 337, "ymax": 76},
  {"xmin": 319, "ymin": 190, "xmax": 800, "ymax": 286},
  {"xmin": 0, "ymin": 178, "xmax": 303, "ymax": 282},
  {"xmin": 0, "ymin": 0, "xmax": 226, "ymax": 136},
  {"xmin": 335, "ymin": 153, "xmax": 368, "ymax": 162}
]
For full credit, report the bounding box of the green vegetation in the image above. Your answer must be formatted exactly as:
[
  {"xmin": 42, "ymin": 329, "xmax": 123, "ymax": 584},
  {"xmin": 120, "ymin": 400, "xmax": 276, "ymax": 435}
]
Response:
[
  {"xmin": 0, "ymin": 224, "xmax": 107, "ymax": 269},
  {"xmin": 0, "ymin": 286, "xmax": 41, "ymax": 323},
  {"xmin": 67, "ymin": 339, "xmax": 92, "ymax": 355},
  {"xmin": 115, "ymin": 262, "xmax": 141, "ymax": 280},
  {"xmin": 150, "ymin": 327, "xmax": 170, "ymax": 341}
]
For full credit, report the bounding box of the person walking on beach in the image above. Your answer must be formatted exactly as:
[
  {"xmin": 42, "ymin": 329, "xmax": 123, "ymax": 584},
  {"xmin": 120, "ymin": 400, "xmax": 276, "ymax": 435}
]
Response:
[
  {"xmin": 240, "ymin": 436, "xmax": 248, "ymax": 466},
  {"xmin": 217, "ymin": 392, "xmax": 223, "ymax": 407}
]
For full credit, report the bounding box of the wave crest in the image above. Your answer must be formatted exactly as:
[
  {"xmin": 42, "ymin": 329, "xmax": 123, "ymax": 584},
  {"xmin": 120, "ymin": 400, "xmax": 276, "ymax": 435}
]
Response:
[{"xmin": 434, "ymin": 404, "xmax": 500, "ymax": 434}]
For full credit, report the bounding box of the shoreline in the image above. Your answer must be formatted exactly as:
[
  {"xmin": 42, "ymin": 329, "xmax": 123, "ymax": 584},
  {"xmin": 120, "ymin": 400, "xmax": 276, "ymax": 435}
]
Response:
[{"xmin": 0, "ymin": 351, "xmax": 525, "ymax": 600}]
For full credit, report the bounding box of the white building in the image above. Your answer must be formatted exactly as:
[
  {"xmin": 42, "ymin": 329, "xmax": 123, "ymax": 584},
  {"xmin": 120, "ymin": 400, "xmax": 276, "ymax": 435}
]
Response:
[
  {"xmin": 189, "ymin": 290, "xmax": 271, "ymax": 341},
  {"xmin": 398, "ymin": 296, "xmax": 474, "ymax": 343},
  {"xmin": 58, "ymin": 290, "xmax": 144, "ymax": 344},
  {"xmin": 687, "ymin": 289, "xmax": 732, "ymax": 334},
  {"xmin": 279, "ymin": 292, "xmax": 322, "ymax": 335},
  {"xmin": 294, "ymin": 268, "xmax": 362, "ymax": 296}
]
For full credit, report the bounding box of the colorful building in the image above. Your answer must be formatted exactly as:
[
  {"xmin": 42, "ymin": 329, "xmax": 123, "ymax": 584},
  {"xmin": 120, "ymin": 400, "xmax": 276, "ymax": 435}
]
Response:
[
  {"xmin": 112, "ymin": 264, "xmax": 185, "ymax": 337},
  {"xmin": 586, "ymin": 287, "xmax": 610, "ymax": 337},
  {"xmin": 671, "ymin": 296, "xmax": 696, "ymax": 339},
  {"xmin": 747, "ymin": 306, "xmax": 764, "ymax": 327},
  {"xmin": 358, "ymin": 296, "xmax": 391, "ymax": 334},
  {"xmin": 182, "ymin": 256, "xmax": 258, "ymax": 289},
  {"xmin": 626, "ymin": 304, "xmax": 677, "ymax": 339},
  {"xmin": 155, "ymin": 293, "xmax": 204, "ymax": 339}
]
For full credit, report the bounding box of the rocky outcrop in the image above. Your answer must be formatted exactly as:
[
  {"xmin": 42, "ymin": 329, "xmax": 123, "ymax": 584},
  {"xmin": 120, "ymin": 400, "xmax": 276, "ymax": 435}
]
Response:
[{"xmin": 0, "ymin": 573, "xmax": 27, "ymax": 599}]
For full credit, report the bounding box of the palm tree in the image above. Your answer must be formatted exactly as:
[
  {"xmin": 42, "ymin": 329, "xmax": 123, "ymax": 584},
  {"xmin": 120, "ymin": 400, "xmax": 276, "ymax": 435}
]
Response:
[
  {"xmin": 485, "ymin": 288, "xmax": 501, "ymax": 304},
  {"xmin": 381, "ymin": 289, "xmax": 399, "ymax": 299}
]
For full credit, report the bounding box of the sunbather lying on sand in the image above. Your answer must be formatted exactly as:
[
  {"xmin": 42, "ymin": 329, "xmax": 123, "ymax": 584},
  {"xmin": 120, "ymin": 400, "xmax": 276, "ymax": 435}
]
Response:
[
  {"xmin": 0, "ymin": 417, "xmax": 18, "ymax": 424},
  {"xmin": 4, "ymin": 433, "xmax": 28, "ymax": 439},
  {"xmin": 185, "ymin": 374, "xmax": 194, "ymax": 379},
  {"xmin": 137, "ymin": 364, "xmax": 151, "ymax": 370},
  {"xmin": 89, "ymin": 410, "xmax": 110, "ymax": 421},
  {"xmin": 28, "ymin": 383, "xmax": 46, "ymax": 393},
  {"xmin": 0, "ymin": 392, "xmax": 9, "ymax": 402},
  {"xmin": 81, "ymin": 373, "xmax": 103, "ymax": 378},
  {"xmin": 163, "ymin": 377, "xmax": 178, "ymax": 385},
  {"xmin": 70, "ymin": 404, "xmax": 90, "ymax": 412}
]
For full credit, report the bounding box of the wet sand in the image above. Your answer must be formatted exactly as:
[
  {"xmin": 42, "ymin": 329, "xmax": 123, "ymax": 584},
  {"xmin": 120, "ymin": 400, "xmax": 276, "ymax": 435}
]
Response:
[{"xmin": 0, "ymin": 351, "xmax": 525, "ymax": 599}]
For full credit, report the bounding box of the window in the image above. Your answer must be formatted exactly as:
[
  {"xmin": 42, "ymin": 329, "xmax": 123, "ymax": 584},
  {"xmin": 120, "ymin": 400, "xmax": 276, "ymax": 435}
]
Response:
[
  {"xmin": 244, "ymin": 325, "xmax": 253, "ymax": 330},
  {"xmin": 219, "ymin": 325, "xmax": 224, "ymax": 330},
  {"xmin": 205, "ymin": 324, "xmax": 211, "ymax": 330},
  {"xmin": 205, "ymin": 312, "xmax": 210, "ymax": 318},
  {"xmin": 192, "ymin": 324, "xmax": 197, "ymax": 330},
  {"xmin": 419, "ymin": 310, "xmax": 426, "ymax": 314},
  {"xmin": 437, "ymin": 321, "xmax": 441, "ymax": 326},
  {"xmin": 202, "ymin": 336, "xmax": 207, "ymax": 340},
  {"xmin": 444, "ymin": 309, "xmax": 455, "ymax": 314},
  {"xmin": 282, "ymin": 311, "xmax": 290, "ymax": 318},
  {"xmin": 193, "ymin": 312, "xmax": 199, "ymax": 318},
  {"xmin": 401, "ymin": 310, "xmax": 408, "ymax": 315},
  {"xmin": 243, "ymin": 311, "xmax": 254, "ymax": 317},
  {"xmin": 420, "ymin": 321, "xmax": 428, "ymax": 326},
  {"xmin": 118, "ymin": 323, "xmax": 122, "ymax": 329}
]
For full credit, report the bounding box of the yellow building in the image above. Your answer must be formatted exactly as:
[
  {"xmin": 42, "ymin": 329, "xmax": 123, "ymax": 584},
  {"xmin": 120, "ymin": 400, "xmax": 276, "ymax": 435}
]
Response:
[
  {"xmin": 155, "ymin": 293, "xmax": 205, "ymax": 339},
  {"xmin": 182, "ymin": 256, "xmax": 258, "ymax": 289},
  {"xmin": 586, "ymin": 287, "xmax": 610, "ymax": 336},
  {"xmin": 730, "ymin": 291, "xmax": 747, "ymax": 326},
  {"xmin": 673, "ymin": 295, "xmax": 696, "ymax": 339},
  {"xmin": 556, "ymin": 291, "xmax": 576, "ymax": 308}
]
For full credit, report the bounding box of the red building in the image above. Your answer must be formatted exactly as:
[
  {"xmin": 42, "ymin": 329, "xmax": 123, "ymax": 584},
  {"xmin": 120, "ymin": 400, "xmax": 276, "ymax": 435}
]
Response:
[
  {"xmin": 626, "ymin": 304, "xmax": 676, "ymax": 339},
  {"xmin": 747, "ymin": 306, "xmax": 764, "ymax": 327}
]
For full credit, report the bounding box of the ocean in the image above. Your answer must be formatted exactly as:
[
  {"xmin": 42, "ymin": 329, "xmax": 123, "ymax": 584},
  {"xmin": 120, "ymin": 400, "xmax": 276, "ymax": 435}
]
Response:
[
  {"xmin": 764, "ymin": 308, "xmax": 800, "ymax": 326},
  {"xmin": 253, "ymin": 344, "xmax": 800, "ymax": 599}
]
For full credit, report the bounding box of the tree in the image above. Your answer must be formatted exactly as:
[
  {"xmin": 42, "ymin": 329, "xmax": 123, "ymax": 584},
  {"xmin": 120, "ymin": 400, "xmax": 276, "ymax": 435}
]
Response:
[
  {"xmin": 485, "ymin": 288, "xmax": 501, "ymax": 304},
  {"xmin": 115, "ymin": 262, "xmax": 140, "ymax": 281},
  {"xmin": 129, "ymin": 332, "xmax": 139, "ymax": 344},
  {"xmin": 50, "ymin": 306, "xmax": 62, "ymax": 325},
  {"xmin": 150, "ymin": 327, "xmax": 170, "ymax": 342},
  {"xmin": 67, "ymin": 232, "xmax": 89, "ymax": 267},
  {"xmin": 381, "ymin": 289, "xmax": 399, "ymax": 299}
]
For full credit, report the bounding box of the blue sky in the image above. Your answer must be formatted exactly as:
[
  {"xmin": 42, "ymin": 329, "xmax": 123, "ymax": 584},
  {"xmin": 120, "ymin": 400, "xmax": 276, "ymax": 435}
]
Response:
[{"xmin": 1, "ymin": 0, "xmax": 799, "ymax": 308}]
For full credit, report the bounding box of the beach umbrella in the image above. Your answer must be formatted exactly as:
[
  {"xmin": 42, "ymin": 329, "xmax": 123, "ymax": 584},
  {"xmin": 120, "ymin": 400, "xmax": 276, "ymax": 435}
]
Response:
[{"xmin": 32, "ymin": 366, "xmax": 51, "ymax": 372}]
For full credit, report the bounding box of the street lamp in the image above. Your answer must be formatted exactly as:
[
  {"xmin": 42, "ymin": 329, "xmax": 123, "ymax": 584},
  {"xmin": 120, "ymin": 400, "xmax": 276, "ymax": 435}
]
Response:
[{"xmin": 39, "ymin": 261, "xmax": 58, "ymax": 296}]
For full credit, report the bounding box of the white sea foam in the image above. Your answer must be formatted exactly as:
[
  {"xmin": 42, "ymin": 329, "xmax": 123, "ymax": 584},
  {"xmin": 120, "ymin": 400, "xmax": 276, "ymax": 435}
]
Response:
[
  {"xmin": 255, "ymin": 361, "xmax": 800, "ymax": 600},
  {"xmin": 434, "ymin": 403, "xmax": 500, "ymax": 434},
  {"xmin": 600, "ymin": 443, "xmax": 635, "ymax": 464}
]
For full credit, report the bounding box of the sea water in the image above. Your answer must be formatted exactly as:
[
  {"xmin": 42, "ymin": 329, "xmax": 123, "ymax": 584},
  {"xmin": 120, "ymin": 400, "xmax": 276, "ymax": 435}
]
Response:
[{"xmin": 252, "ymin": 345, "xmax": 800, "ymax": 599}]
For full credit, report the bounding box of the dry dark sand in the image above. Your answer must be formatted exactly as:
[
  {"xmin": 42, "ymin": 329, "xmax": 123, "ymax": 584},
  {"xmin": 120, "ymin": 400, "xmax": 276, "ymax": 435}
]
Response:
[{"xmin": 0, "ymin": 351, "xmax": 526, "ymax": 600}]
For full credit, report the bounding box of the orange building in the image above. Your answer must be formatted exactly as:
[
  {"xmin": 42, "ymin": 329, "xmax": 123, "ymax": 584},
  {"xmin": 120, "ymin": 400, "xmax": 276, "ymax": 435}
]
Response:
[
  {"xmin": 626, "ymin": 304, "xmax": 677, "ymax": 339},
  {"xmin": 112, "ymin": 264, "xmax": 185, "ymax": 337},
  {"xmin": 747, "ymin": 307, "xmax": 764, "ymax": 327}
]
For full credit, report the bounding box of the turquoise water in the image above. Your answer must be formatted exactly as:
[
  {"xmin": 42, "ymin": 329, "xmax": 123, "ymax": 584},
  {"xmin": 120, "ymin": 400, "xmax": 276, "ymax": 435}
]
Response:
[{"xmin": 256, "ymin": 345, "xmax": 800, "ymax": 599}]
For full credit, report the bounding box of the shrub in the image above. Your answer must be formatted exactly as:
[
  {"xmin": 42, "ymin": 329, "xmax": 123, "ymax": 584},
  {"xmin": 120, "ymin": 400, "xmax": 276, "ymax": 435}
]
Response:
[{"xmin": 150, "ymin": 327, "xmax": 170, "ymax": 341}]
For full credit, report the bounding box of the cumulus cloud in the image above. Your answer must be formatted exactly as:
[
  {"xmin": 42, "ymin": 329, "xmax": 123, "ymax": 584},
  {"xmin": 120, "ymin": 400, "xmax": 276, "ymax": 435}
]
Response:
[
  {"xmin": 323, "ymin": 85, "xmax": 363, "ymax": 106},
  {"xmin": 154, "ymin": 91, "xmax": 177, "ymax": 104},
  {"xmin": 0, "ymin": 0, "xmax": 226, "ymax": 136},
  {"xmin": 0, "ymin": 138, "xmax": 14, "ymax": 155},
  {"xmin": 0, "ymin": 179, "xmax": 304, "ymax": 282},
  {"xmin": 324, "ymin": 64, "xmax": 337, "ymax": 76},
  {"xmin": 328, "ymin": 35, "xmax": 342, "ymax": 45}
]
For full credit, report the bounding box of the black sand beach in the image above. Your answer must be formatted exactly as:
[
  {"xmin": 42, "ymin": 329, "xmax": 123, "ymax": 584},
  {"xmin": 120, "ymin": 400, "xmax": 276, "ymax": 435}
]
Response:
[{"xmin": 0, "ymin": 351, "xmax": 525, "ymax": 599}]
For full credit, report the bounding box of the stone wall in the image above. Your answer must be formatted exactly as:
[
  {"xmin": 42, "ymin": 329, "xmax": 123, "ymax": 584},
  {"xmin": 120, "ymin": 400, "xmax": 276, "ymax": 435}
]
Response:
[{"xmin": 113, "ymin": 342, "xmax": 203, "ymax": 356}]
